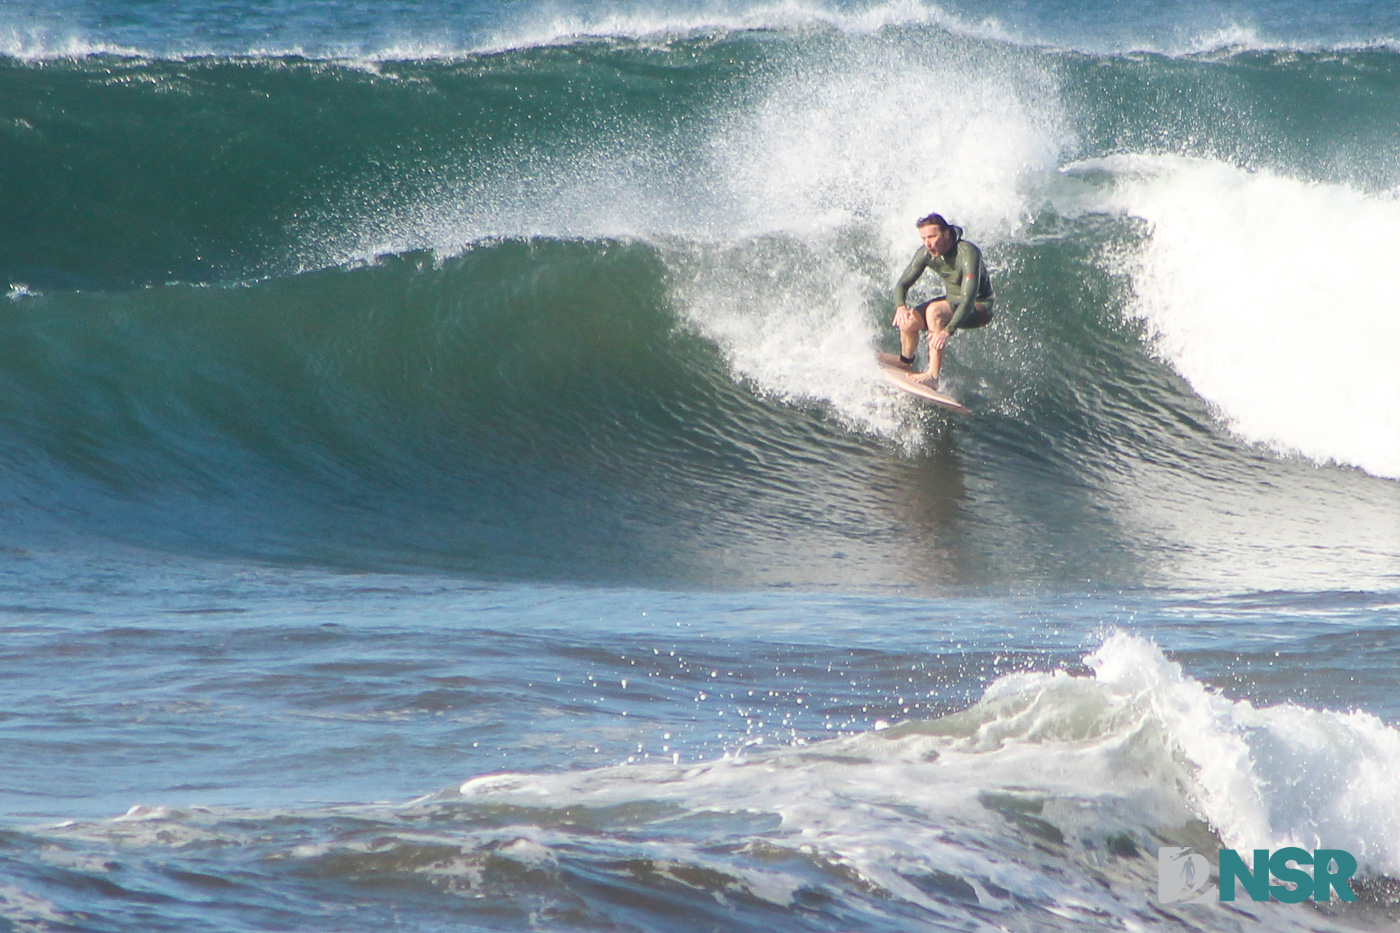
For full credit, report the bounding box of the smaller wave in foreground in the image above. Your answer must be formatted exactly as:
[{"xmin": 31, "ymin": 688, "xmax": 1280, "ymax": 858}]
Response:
[{"xmin": 21, "ymin": 632, "xmax": 1398, "ymax": 933}]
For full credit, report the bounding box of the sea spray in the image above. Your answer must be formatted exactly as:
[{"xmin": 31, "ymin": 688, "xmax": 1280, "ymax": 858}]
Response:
[
  {"xmin": 669, "ymin": 33, "xmax": 1067, "ymax": 436},
  {"xmin": 1073, "ymin": 154, "xmax": 1400, "ymax": 478}
]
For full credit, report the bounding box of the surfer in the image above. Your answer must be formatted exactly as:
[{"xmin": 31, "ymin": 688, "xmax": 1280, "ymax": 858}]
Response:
[{"xmin": 891, "ymin": 213, "xmax": 995, "ymax": 388}]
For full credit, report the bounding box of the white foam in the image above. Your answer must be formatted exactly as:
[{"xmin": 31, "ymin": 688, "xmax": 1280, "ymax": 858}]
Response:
[
  {"xmin": 669, "ymin": 240, "xmax": 921, "ymax": 445},
  {"xmin": 665, "ymin": 39, "xmax": 1066, "ymax": 438},
  {"xmin": 473, "ymin": 0, "xmax": 1017, "ymax": 56},
  {"xmin": 449, "ymin": 631, "xmax": 1400, "ymax": 899},
  {"xmin": 0, "ymin": 28, "xmax": 149, "ymax": 62},
  {"xmin": 1084, "ymin": 633, "xmax": 1400, "ymax": 874},
  {"xmin": 30, "ymin": 632, "xmax": 1396, "ymax": 925},
  {"xmin": 372, "ymin": 8, "xmax": 1395, "ymax": 62},
  {"xmin": 1065, "ymin": 153, "xmax": 1400, "ymax": 479},
  {"xmin": 430, "ymin": 632, "xmax": 1400, "ymax": 929},
  {"xmin": 1170, "ymin": 29, "xmax": 1400, "ymax": 58},
  {"xmin": 473, "ymin": 3, "xmax": 1393, "ymax": 61},
  {"xmin": 1179, "ymin": 24, "xmax": 1272, "ymax": 55}
]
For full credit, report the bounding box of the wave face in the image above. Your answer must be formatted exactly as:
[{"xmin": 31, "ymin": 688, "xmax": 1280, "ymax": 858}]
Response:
[{"xmin": 2, "ymin": 12, "xmax": 1399, "ymax": 591}]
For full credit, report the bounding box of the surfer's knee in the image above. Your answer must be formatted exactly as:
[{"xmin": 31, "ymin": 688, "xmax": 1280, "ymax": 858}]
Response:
[
  {"xmin": 897, "ymin": 311, "xmax": 926, "ymax": 336},
  {"xmin": 917, "ymin": 298, "xmax": 952, "ymax": 329}
]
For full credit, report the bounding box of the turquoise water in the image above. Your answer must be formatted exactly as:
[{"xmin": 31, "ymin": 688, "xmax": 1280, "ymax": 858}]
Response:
[{"xmin": 2, "ymin": 1, "xmax": 1399, "ymax": 930}]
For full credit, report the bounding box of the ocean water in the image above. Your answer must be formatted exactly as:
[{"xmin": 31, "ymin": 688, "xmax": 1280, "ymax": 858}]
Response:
[{"xmin": 3, "ymin": 0, "xmax": 1400, "ymax": 930}]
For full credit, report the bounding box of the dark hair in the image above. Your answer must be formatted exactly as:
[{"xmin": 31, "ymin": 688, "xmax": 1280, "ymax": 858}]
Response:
[{"xmin": 916, "ymin": 212, "xmax": 950, "ymax": 230}]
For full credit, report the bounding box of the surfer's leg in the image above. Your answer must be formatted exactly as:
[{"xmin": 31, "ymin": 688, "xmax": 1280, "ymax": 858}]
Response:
[
  {"xmin": 915, "ymin": 300, "xmax": 953, "ymax": 386},
  {"xmin": 897, "ymin": 303, "xmax": 929, "ymax": 363}
]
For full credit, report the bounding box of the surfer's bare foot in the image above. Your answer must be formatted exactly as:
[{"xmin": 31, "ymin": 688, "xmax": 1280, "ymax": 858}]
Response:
[{"xmin": 909, "ymin": 371, "xmax": 939, "ymax": 389}]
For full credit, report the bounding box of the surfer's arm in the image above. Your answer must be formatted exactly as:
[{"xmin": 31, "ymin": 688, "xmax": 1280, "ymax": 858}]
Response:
[
  {"xmin": 892, "ymin": 250, "xmax": 927, "ymax": 309},
  {"xmin": 942, "ymin": 245, "xmax": 983, "ymax": 335}
]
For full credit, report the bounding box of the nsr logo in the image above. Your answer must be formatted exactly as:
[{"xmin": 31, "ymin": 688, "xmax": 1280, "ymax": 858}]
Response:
[{"xmin": 1159, "ymin": 847, "xmax": 1358, "ymax": 904}]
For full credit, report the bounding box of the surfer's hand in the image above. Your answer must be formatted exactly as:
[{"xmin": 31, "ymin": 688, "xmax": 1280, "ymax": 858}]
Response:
[
  {"xmin": 930, "ymin": 329, "xmax": 950, "ymax": 350},
  {"xmin": 892, "ymin": 305, "xmax": 914, "ymax": 329}
]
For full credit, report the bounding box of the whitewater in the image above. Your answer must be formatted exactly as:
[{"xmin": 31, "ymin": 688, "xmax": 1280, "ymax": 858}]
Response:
[{"xmin": 2, "ymin": 1, "xmax": 1399, "ymax": 931}]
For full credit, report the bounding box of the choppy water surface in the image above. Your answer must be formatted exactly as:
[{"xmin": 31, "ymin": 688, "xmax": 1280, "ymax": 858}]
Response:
[{"xmin": 5, "ymin": 559, "xmax": 1400, "ymax": 931}]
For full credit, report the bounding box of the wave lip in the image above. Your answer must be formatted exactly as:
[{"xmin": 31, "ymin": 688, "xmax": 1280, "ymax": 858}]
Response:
[
  {"xmin": 472, "ymin": 0, "xmax": 1026, "ymax": 56},
  {"xmin": 1082, "ymin": 633, "xmax": 1400, "ymax": 875},
  {"xmin": 1062, "ymin": 153, "xmax": 1400, "ymax": 480}
]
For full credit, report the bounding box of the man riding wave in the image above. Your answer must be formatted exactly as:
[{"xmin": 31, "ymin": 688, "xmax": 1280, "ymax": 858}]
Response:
[{"xmin": 891, "ymin": 212, "xmax": 994, "ymax": 389}]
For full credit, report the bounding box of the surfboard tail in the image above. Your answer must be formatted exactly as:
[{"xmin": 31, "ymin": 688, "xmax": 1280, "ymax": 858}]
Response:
[{"xmin": 876, "ymin": 356, "xmax": 971, "ymax": 416}]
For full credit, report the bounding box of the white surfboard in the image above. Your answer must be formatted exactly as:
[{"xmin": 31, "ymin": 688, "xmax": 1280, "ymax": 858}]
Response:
[{"xmin": 876, "ymin": 353, "xmax": 972, "ymax": 416}]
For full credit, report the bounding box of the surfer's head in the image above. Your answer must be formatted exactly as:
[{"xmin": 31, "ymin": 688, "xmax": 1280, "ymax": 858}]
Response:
[{"xmin": 916, "ymin": 213, "xmax": 957, "ymax": 255}]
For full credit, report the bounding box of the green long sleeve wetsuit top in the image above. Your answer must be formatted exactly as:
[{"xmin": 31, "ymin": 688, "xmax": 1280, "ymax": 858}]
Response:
[{"xmin": 893, "ymin": 236, "xmax": 994, "ymax": 334}]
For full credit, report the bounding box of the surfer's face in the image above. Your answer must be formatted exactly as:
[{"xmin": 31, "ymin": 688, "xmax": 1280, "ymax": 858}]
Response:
[{"xmin": 920, "ymin": 224, "xmax": 953, "ymax": 255}]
